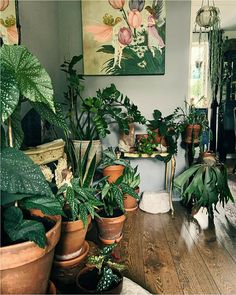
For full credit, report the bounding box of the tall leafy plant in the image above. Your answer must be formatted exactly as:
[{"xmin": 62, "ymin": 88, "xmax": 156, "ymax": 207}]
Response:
[{"xmin": 1, "ymin": 45, "xmax": 65, "ymax": 248}]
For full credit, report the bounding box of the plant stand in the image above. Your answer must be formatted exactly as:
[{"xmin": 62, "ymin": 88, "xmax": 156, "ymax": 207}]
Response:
[{"xmin": 122, "ymin": 151, "xmax": 176, "ymax": 215}]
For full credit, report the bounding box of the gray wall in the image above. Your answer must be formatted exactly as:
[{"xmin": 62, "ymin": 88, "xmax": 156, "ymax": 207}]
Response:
[{"xmin": 19, "ymin": 0, "xmax": 192, "ymax": 193}]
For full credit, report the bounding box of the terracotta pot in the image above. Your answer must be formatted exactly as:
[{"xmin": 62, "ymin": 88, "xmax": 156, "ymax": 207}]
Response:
[
  {"xmin": 47, "ymin": 280, "xmax": 57, "ymax": 294},
  {"xmin": 76, "ymin": 266, "xmax": 123, "ymax": 294},
  {"xmin": 124, "ymin": 187, "xmax": 140, "ymax": 212},
  {"xmin": 184, "ymin": 124, "xmax": 201, "ymax": 144},
  {"xmin": 53, "ymin": 241, "xmax": 90, "ymax": 269},
  {"xmin": 73, "ymin": 140, "xmax": 102, "ymax": 165},
  {"xmin": 103, "ymin": 165, "xmax": 125, "ymax": 183},
  {"xmin": 95, "ymin": 210, "xmax": 126, "ymax": 244},
  {"xmin": 135, "ymin": 134, "xmax": 148, "ymax": 143},
  {"xmin": 55, "ymin": 215, "xmax": 91, "ymax": 261},
  {"xmin": 0, "ymin": 215, "xmax": 61, "ymax": 294},
  {"xmin": 153, "ymin": 129, "xmax": 167, "ymax": 147}
]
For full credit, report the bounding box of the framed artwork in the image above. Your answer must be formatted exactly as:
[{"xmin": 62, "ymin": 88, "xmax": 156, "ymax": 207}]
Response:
[
  {"xmin": 0, "ymin": 0, "xmax": 20, "ymax": 45},
  {"xmin": 81, "ymin": 0, "xmax": 166, "ymax": 76}
]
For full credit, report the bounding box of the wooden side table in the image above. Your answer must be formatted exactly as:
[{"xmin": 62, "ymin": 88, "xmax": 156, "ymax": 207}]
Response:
[{"xmin": 122, "ymin": 151, "xmax": 176, "ymax": 215}]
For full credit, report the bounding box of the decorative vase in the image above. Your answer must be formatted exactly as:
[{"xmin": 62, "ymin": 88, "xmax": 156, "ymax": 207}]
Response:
[
  {"xmin": 0, "ymin": 216, "xmax": 61, "ymax": 294},
  {"xmin": 119, "ymin": 123, "xmax": 135, "ymax": 152},
  {"xmin": 72, "ymin": 140, "xmax": 102, "ymax": 165},
  {"xmin": 184, "ymin": 124, "xmax": 201, "ymax": 144},
  {"xmin": 103, "ymin": 165, "xmax": 125, "ymax": 183},
  {"xmin": 76, "ymin": 267, "xmax": 123, "ymax": 294},
  {"xmin": 95, "ymin": 209, "xmax": 126, "ymax": 244}
]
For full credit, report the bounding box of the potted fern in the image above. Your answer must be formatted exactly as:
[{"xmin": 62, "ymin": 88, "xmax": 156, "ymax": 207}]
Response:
[
  {"xmin": 1, "ymin": 44, "xmax": 65, "ymax": 294},
  {"xmin": 123, "ymin": 166, "xmax": 141, "ymax": 211},
  {"xmin": 76, "ymin": 243, "xmax": 125, "ymax": 294},
  {"xmin": 174, "ymin": 154, "xmax": 234, "ymax": 217},
  {"xmin": 96, "ymin": 176, "xmax": 139, "ymax": 244}
]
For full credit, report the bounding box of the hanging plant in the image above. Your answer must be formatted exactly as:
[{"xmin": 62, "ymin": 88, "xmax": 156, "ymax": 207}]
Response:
[{"xmin": 195, "ymin": 5, "xmax": 220, "ymax": 29}]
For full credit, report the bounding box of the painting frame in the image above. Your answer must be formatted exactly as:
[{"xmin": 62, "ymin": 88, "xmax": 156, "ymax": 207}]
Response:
[{"xmin": 81, "ymin": 0, "xmax": 166, "ymax": 76}]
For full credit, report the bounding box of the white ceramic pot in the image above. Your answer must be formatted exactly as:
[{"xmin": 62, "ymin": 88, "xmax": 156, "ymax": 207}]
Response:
[{"xmin": 72, "ymin": 139, "xmax": 102, "ymax": 165}]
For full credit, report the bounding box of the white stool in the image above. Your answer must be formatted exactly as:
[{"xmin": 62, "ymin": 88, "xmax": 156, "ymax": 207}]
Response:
[{"xmin": 139, "ymin": 191, "xmax": 170, "ymax": 214}]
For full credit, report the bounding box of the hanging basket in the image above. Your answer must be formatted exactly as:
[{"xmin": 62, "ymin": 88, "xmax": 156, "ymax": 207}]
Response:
[{"xmin": 196, "ymin": 6, "xmax": 219, "ymax": 28}]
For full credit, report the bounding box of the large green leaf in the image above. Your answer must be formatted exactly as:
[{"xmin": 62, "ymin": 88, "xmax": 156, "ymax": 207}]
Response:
[
  {"xmin": 4, "ymin": 207, "xmax": 46, "ymax": 248},
  {"xmin": 66, "ymin": 186, "xmax": 77, "ymax": 221},
  {"xmin": 1, "ymin": 147, "xmax": 53, "ymax": 200},
  {"xmin": 0, "ymin": 45, "xmax": 55, "ymax": 112},
  {"xmin": 0, "ymin": 65, "xmax": 20, "ymax": 122},
  {"xmin": 20, "ymin": 195, "xmax": 64, "ymax": 216},
  {"xmin": 8, "ymin": 106, "xmax": 24, "ymax": 149},
  {"xmin": 31, "ymin": 102, "xmax": 69, "ymax": 132}
]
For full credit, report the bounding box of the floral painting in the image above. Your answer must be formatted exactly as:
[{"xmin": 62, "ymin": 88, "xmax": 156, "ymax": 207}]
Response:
[
  {"xmin": 82, "ymin": 0, "xmax": 166, "ymax": 75},
  {"xmin": 0, "ymin": 0, "xmax": 19, "ymax": 45}
]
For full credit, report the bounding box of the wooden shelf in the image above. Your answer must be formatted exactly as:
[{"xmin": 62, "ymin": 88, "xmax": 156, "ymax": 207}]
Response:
[{"xmin": 122, "ymin": 151, "xmax": 169, "ymax": 159}]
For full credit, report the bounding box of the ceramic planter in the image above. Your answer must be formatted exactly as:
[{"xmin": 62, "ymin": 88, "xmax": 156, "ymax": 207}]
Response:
[
  {"xmin": 124, "ymin": 187, "xmax": 140, "ymax": 212},
  {"xmin": 103, "ymin": 165, "xmax": 125, "ymax": 183},
  {"xmin": 0, "ymin": 216, "xmax": 61, "ymax": 294},
  {"xmin": 55, "ymin": 215, "xmax": 91, "ymax": 261},
  {"xmin": 73, "ymin": 140, "xmax": 102, "ymax": 165},
  {"xmin": 196, "ymin": 6, "xmax": 219, "ymax": 28},
  {"xmin": 76, "ymin": 267, "xmax": 123, "ymax": 294},
  {"xmin": 95, "ymin": 210, "xmax": 126, "ymax": 244},
  {"xmin": 184, "ymin": 124, "xmax": 201, "ymax": 144}
]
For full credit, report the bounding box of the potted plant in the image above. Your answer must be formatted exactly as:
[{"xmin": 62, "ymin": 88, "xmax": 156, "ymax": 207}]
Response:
[
  {"xmin": 136, "ymin": 129, "xmax": 158, "ymax": 155},
  {"xmin": 61, "ymin": 56, "xmax": 145, "ymax": 161},
  {"xmin": 174, "ymin": 153, "xmax": 234, "ymax": 217},
  {"xmin": 99, "ymin": 147, "xmax": 129, "ymax": 183},
  {"xmin": 96, "ymin": 176, "xmax": 139, "ymax": 244},
  {"xmin": 1, "ymin": 44, "xmax": 65, "ymax": 294},
  {"xmin": 54, "ymin": 141, "xmax": 103, "ymax": 266},
  {"xmin": 122, "ymin": 166, "xmax": 141, "ymax": 211},
  {"xmin": 76, "ymin": 243, "xmax": 125, "ymax": 294}
]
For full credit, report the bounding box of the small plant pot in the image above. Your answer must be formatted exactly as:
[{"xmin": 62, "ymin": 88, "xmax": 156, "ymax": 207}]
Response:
[
  {"xmin": 135, "ymin": 134, "xmax": 148, "ymax": 143},
  {"xmin": 184, "ymin": 124, "xmax": 201, "ymax": 144},
  {"xmin": 0, "ymin": 215, "xmax": 61, "ymax": 294},
  {"xmin": 95, "ymin": 209, "xmax": 126, "ymax": 245},
  {"xmin": 55, "ymin": 216, "xmax": 91, "ymax": 261},
  {"xmin": 124, "ymin": 187, "xmax": 140, "ymax": 212},
  {"xmin": 76, "ymin": 267, "xmax": 123, "ymax": 294},
  {"xmin": 103, "ymin": 165, "xmax": 125, "ymax": 183},
  {"xmin": 153, "ymin": 129, "xmax": 167, "ymax": 147}
]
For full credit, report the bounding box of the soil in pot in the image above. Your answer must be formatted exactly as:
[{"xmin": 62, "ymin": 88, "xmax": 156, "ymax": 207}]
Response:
[
  {"xmin": 76, "ymin": 267, "xmax": 123, "ymax": 294},
  {"xmin": 103, "ymin": 165, "xmax": 125, "ymax": 183},
  {"xmin": 95, "ymin": 209, "xmax": 126, "ymax": 244},
  {"xmin": 1, "ymin": 215, "xmax": 61, "ymax": 294}
]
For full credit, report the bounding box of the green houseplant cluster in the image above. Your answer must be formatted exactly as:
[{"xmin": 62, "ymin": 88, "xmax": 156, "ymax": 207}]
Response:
[
  {"xmin": 1, "ymin": 45, "xmax": 66, "ymax": 248},
  {"xmin": 61, "ymin": 55, "xmax": 146, "ymax": 140}
]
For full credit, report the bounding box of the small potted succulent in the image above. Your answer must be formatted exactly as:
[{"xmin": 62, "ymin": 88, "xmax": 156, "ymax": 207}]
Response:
[
  {"xmin": 76, "ymin": 243, "xmax": 125, "ymax": 294},
  {"xmin": 54, "ymin": 141, "xmax": 103, "ymax": 267},
  {"xmin": 122, "ymin": 166, "xmax": 141, "ymax": 211},
  {"xmin": 99, "ymin": 147, "xmax": 129, "ymax": 183},
  {"xmin": 96, "ymin": 176, "xmax": 139, "ymax": 244},
  {"xmin": 174, "ymin": 154, "xmax": 234, "ymax": 217}
]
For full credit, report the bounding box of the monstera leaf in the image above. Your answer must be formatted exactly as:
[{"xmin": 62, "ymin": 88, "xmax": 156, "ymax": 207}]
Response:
[
  {"xmin": 0, "ymin": 45, "xmax": 55, "ymax": 122},
  {"xmin": 1, "ymin": 147, "xmax": 53, "ymax": 202}
]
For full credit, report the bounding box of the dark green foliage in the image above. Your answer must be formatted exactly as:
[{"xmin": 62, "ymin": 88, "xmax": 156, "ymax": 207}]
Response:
[
  {"xmin": 62, "ymin": 56, "xmax": 146, "ymax": 140},
  {"xmin": 174, "ymin": 158, "xmax": 234, "ymax": 217},
  {"xmin": 99, "ymin": 147, "xmax": 128, "ymax": 169},
  {"xmin": 86, "ymin": 243, "xmax": 125, "ymax": 292},
  {"xmin": 122, "ymin": 166, "xmax": 140, "ymax": 189}
]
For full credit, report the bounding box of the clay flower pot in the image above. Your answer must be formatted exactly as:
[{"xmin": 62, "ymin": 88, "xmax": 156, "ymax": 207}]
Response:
[
  {"xmin": 76, "ymin": 266, "xmax": 123, "ymax": 294},
  {"xmin": 55, "ymin": 215, "xmax": 91, "ymax": 261},
  {"xmin": 47, "ymin": 280, "xmax": 57, "ymax": 294},
  {"xmin": 95, "ymin": 210, "xmax": 126, "ymax": 244},
  {"xmin": 184, "ymin": 124, "xmax": 201, "ymax": 144},
  {"xmin": 124, "ymin": 187, "xmax": 140, "ymax": 212},
  {"xmin": 103, "ymin": 165, "xmax": 125, "ymax": 183},
  {"xmin": 0, "ymin": 215, "xmax": 61, "ymax": 294}
]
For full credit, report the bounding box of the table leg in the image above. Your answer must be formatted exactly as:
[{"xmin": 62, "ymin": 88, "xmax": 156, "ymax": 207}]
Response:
[
  {"xmin": 169, "ymin": 155, "xmax": 176, "ymax": 215},
  {"xmin": 165, "ymin": 161, "xmax": 169, "ymax": 192}
]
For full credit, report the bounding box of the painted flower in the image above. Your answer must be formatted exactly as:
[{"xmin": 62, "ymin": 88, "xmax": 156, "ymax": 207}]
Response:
[
  {"xmin": 118, "ymin": 27, "xmax": 132, "ymax": 45},
  {"xmin": 0, "ymin": 0, "xmax": 9, "ymax": 11},
  {"xmin": 137, "ymin": 35, "xmax": 145, "ymax": 44},
  {"xmin": 138, "ymin": 60, "xmax": 147, "ymax": 68},
  {"xmin": 108, "ymin": 0, "xmax": 125, "ymax": 10},
  {"xmin": 128, "ymin": 10, "xmax": 142, "ymax": 28},
  {"xmin": 137, "ymin": 51, "xmax": 144, "ymax": 58},
  {"xmin": 129, "ymin": 0, "xmax": 145, "ymax": 12}
]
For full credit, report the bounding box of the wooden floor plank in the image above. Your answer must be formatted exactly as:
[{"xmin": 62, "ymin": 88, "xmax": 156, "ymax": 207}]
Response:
[
  {"xmin": 161, "ymin": 208, "xmax": 220, "ymax": 294},
  {"xmin": 175, "ymin": 202, "xmax": 236, "ymax": 295}
]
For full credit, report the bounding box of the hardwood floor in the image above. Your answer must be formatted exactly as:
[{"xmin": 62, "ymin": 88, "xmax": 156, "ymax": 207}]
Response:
[{"xmin": 118, "ymin": 200, "xmax": 236, "ymax": 294}]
